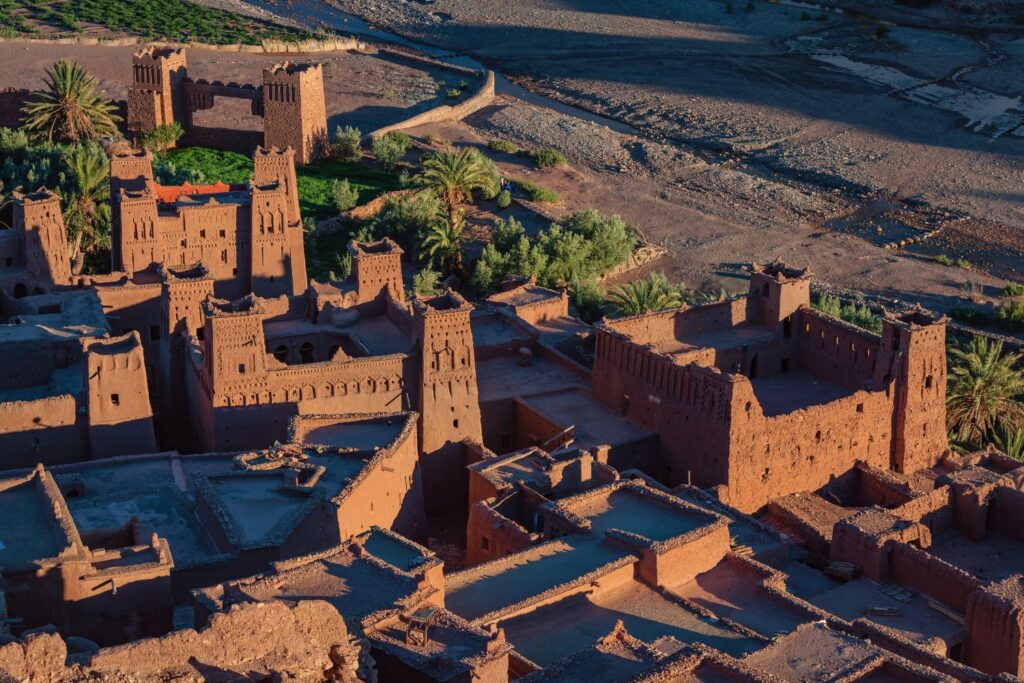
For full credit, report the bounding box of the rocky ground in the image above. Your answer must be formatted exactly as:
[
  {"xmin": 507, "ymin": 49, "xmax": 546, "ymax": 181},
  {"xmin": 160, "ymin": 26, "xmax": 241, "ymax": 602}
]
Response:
[{"xmin": 282, "ymin": 0, "xmax": 1024, "ymax": 310}]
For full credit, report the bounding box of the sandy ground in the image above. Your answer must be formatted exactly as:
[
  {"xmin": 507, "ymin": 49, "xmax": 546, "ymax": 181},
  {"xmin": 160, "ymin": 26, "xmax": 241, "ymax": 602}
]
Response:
[{"xmin": 297, "ymin": 0, "xmax": 1024, "ymax": 311}]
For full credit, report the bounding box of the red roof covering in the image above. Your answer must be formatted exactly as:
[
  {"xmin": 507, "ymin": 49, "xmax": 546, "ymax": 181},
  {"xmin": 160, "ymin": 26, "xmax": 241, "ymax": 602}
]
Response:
[{"xmin": 153, "ymin": 181, "xmax": 236, "ymax": 203}]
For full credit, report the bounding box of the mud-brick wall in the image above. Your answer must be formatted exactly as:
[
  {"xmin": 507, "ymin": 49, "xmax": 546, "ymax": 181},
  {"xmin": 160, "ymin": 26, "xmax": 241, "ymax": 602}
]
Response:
[
  {"xmin": 636, "ymin": 523, "xmax": 730, "ymax": 588},
  {"xmin": 726, "ymin": 383, "xmax": 893, "ymax": 514},
  {"xmin": 0, "ymin": 395, "xmax": 89, "ymax": 468},
  {"xmin": 465, "ymin": 502, "xmax": 533, "ymax": 567},
  {"xmin": 966, "ymin": 583, "xmax": 1024, "ymax": 677},
  {"xmin": 333, "ymin": 424, "xmax": 425, "ymax": 542},
  {"xmin": 796, "ymin": 309, "xmax": 880, "ymax": 392},
  {"xmin": 992, "ymin": 485, "xmax": 1024, "ymax": 543},
  {"xmin": 894, "ymin": 485, "xmax": 953, "ymax": 535},
  {"xmin": 890, "ymin": 544, "xmax": 980, "ymax": 613},
  {"xmin": 0, "ymin": 89, "xmax": 30, "ymax": 127}
]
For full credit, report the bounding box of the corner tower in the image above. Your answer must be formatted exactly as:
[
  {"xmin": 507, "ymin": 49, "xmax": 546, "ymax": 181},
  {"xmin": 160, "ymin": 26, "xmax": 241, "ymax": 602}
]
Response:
[
  {"xmin": 350, "ymin": 238, "xmax": 404, "ymax": 304},
  {"xmin": 82, "ymin": 332, "xmax": 158, "ymax": 458},
  {"xmin": 127, "ymin": 47, "xmax": 187, "ymax": 139},
  {"xmin": 414, "ymin": 290, "xmax": 483, "ymax": 514},
  {"xmin": 12, "ymin": 189, "xmax": 71, "ymax": 288},
  {"xmin": 261, "ymin": 62, "xmax": 328, "ymax": 165},
  {"xmin": 884, "ymin": 308, "xmax": 947, "ymax": 474}
]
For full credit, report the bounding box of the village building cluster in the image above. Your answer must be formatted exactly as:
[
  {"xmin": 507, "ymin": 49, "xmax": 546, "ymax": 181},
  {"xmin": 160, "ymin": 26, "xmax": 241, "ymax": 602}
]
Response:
[{"xmin": 0, "ymin": 46, "xmax": 1022, "ymax": 683}]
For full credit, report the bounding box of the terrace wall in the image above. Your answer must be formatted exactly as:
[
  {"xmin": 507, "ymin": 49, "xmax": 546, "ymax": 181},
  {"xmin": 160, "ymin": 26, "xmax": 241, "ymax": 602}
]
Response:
[{"xmin": 889, "ymin": 544, "xmax": 980, "ymax": 614}]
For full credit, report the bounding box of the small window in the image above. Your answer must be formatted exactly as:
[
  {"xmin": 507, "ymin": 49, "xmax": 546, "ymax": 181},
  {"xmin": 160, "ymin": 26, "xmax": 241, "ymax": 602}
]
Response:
[
  {"xmin": 196, "ymin": 328, "xmax": 205, "ymax": 341},
  {"xmin": 238, "ymin": 364, "xmax": 246, "ymax": 374},
  {"xmin": 232, "ymin": 268, "xmax": 238, "ymax": 276},
  {"xmin": 453, "ymin": 419, "xmax": 460, "ymax": 429},
  {"xmin": 783, "ymin": 316, "xmax": 792, "ymax": 339},
  {"xmin": 200, "ymin": 229, "xmax": 206, "ymax": 239},
  {"xmin": 180, "ymin": 239, "xmax": 186, "ymax": 247},
  {"xmin": 221, "ymin": 249, "xmax": 228, "ymax": 263},
  {"xmin": 111, "ymin": 394, "xmax": 120, "ymax": 406},
  {"xmin": 219, "ymin": 230, "xmax": 226, "ymax": 238},
  {"xmin": 149, "ymin": 325, "xmax": 160, "ymax": 341},
  {"xmin": 481, "ymin": 536, "xmax": 490, "ymax": 551},
  {"xmin": 856, "ymin": 403, "xmax": 864, "ymax": 413},
  {"xmin": 925, "ymin": 375, "xmax": 934, "ymax": 389}
]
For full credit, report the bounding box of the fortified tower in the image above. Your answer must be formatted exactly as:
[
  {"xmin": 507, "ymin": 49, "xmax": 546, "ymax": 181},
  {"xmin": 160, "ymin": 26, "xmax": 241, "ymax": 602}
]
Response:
[
  {"xmin": 200, "ymin": 295, "xmax": 269, "ymax": 399},
  {"xmin": 750, "ymin": 261, "xmax": 811, "ymax": 332},
  {"xmin": 249, "ymin": 148, "xmax": 306, "ymax": 297},
  {"xmin": 110, "ymin": 149, "xmax": 157, "ymax": 272},
  {"xmin": 884, "ymin": 308, "xmax": 947, "ymax": 474},
  {"xmin": 127, "ymin": 47, "xmax": 187, "ymax": 139},
  {"xmin": 82, "ymin": 332, "xmax": 158, "ymax": 458},
  {"xmin": 414, "ymin": 290, "xmax": 482, "ymax": 514},
  {"xmin": 262, "ymin": 62, "xmax": 328, "ymax": 164},
  {"xmin": 158, "ymin": 263, "xmax": 214, "ymax": 450},
  {"xmin": 12, "ymin": 189, "xmax": 71, "ymax": 288},
  {"xmin": 350, "ymin": 238, "xmax": 404, "ymax": 305}
]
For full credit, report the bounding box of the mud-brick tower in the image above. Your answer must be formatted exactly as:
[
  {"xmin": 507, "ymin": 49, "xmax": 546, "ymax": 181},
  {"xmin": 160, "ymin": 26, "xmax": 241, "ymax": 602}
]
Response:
[
  {"xmin": 127, "ymin": 47, "xmax": 187, "ymax": 139},
  {"xmin": 350, "ymin": 238, "xmax": 404, "ymax": 305},
  {"xmin": 82, "ymin": 332, "xmax": 158, "ymax": 458},
  {"xmin": 414, "ymin": 290, "xmax": 483, "ymax": 514},
  {"xmin": 12, "ymin": 189, "xmax": 71, "ymax": 288},
  {"xmin": 883, "ymin": 308, "xmax": 947, "ymax": 474},
  {"xmin": 250, "ymin": 147, "xmax": 307, "ymax": 297},
  {"xmin": 157, "ymin": 263, "xmax": 214, "ymax": 451},
  {"xmin": 109, "ymin": 149, "xmax": 156, "ymax": 272},
  {"xmin": 262, "ymin": 62, "xmax": 328, "ymax": 165}
]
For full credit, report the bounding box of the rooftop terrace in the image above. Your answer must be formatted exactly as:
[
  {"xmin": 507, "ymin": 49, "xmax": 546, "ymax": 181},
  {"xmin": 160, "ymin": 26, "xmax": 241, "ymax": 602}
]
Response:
[
  {"xmin": 517, "ymin": 389, "xmax": 655, "ymax": 451},
  {"xmin": 0, "ymin": 476, "xmax": 73, "ymax": 572}
]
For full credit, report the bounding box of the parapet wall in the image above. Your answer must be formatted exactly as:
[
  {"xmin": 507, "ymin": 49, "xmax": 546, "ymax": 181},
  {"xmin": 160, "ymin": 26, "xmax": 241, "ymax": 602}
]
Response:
[{"xmin": 890, "ymin": 543, "xmax": 981, "ymax": 614}]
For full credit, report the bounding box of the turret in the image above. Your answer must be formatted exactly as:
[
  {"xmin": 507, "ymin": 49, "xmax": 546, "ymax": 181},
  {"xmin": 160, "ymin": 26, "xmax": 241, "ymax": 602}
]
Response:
[
  {"xmin": 262, "ymin": 62, "xmax": 328, "ymax": 164},
  {"xmin": 12, "ymin": 188, "xmax": 71, "ymax": 288},
  {"xmin": 350, "ymin": 238, "xmax": 404, "ymax": 305},
  {"xmin": 82, "ymin": 332, "xmax": 158, "ymax": 457}
]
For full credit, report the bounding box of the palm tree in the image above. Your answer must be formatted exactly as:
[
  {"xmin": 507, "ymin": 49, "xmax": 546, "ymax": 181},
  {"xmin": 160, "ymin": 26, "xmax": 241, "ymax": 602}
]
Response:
[
  {"xmin": 993, "ymin": 424, "xmax": 1024, "ymax": 462},
  {"xmin": 21, "ymin": 60, "xmax": 121, "ymax": 142},
  {"xmin": 415, "ymin": 148, "xmax": 498, "ymax": 223},
  {"xmin": 947, "ymin": 336, "xmax": 1024, "ymax": 445},
  {"xmin": 420, "ymin": 209, "xmax": 467, "ymax": 275},
  {"xmin": 607, "ymin": 272, "xmax": 683, "ymax": 316},
  {"xmin": 63, "ymin": 143, "xmax": 110, "ymax": 273}
]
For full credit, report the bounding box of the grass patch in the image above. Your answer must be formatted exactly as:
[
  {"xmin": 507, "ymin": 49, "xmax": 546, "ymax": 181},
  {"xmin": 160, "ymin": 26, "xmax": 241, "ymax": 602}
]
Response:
[
  {"xmin": 165, "ymin": 146, "xmax": 399, "ymax": 218},
  {"xmin": 513, "ymin": 178, "xmax": 560, "ymax": 204},
  {"xmin": 531, "ymin": 148, "xmax": 567, "ymax": 169},
  {"xmin": 488, "ymin": 139, "xmax": 520, "ymax": 154},
  {"xmin": 165, "ymin": 147, "xmax": 253, "ymax": 184},
  {"xmin": 1004, "ymin": 282, "xmax": 1024, "ymax": 297},
  {"xmin": 5, "ymin": 0, "xmax": 310, "ymax": 43}
]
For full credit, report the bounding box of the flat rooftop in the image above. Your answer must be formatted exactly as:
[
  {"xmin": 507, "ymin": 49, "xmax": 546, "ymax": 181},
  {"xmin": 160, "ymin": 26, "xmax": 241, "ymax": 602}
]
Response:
[
  {"xmin": 0, "ymin": 478, "xmax": 71, "ymax": 571},
  {"xmin": 672, "ymin": 562, "xmax": 810, "ymax": 638},
  {"xmin": 471, "ymin": 312, "xmax": 533, "ymax": 348},
  {"xmin": 468, "ymin": 448, "xmax": 554, "ymax": 493},
  {"xmin": 808, "ymin": 576, "xmax": 962, "ymax": 647},
  {"xmin": 927, "ymin": 529, "xmax": 1024, "ymax": 583},
  {"xmin": 477, "ymin": 356, "xmax": 587, "ymax": 403},
  {"xmin": 343, "ymin": 313, "xmax": 412, "ymax": 355},
  {"xmin": 445, "ymin": 536, "xmax": 630, "ymax": 621},
  {"xmin": 750, "ymin": 371, "xmax": 854, "ymax": 417},
  {"xmin": 291, "ymin": 415, "xmax": 406, "ymax": 450},
  {"xmin": 656, "ymin": 322, "xmax": 774, "ymax": 358},
  {"xmin": 565, "ymin": 488, "xmax": 708, "ymax": 542},
  {"xmin": 0, "ymin": 289, "xmax": 109, "ymax": 343},
  {"xmin": 500, "ymin": 580, "xmax": 762, "ymax": 666},
  {"xmin": 744, "ymin": 622, "xmax": 883, "ymax": 682},
  {"xmin": 197, "ymin": 546, "xmax": 420, "ymax": 622},
  {"xmin": 517, "ymin": 388, "xmax": 654, "ymax": 449}
]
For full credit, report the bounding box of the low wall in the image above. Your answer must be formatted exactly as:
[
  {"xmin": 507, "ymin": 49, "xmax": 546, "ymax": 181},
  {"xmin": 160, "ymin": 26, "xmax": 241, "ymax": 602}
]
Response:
[
  {"xmin": 0, "ymin": 35, "xmax": 363, "ymax": 54},
  {"xmin": 994, "ymin": 485, "xmax": 1024, "ymax": 543},
  {"xmin": 890, "ymin": 543, "xmax": 980, "ymax": 613},
  {"xmin": 368, "ymin": 71, "xmax": 496, "ymax": 139}
]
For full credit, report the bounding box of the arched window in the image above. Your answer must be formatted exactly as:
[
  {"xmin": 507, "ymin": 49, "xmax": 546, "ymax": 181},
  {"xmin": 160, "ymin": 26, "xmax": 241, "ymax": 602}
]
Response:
[
  {"xmin": 273, "ymin": 345, "xmax": 289, "ymax": 363},
  {"xmin": 299, "ymin": 342, "xmax": 314, "ymax": 364}
]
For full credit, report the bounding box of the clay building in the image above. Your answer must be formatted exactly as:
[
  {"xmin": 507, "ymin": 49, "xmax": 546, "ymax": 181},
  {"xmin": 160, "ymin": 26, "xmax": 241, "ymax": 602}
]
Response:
[
  {"xmin": 0, "ymin": 189, "xmax": 73, "ymax": 298},
  {"xmin": 592, "ymin": 262, "xmax": 947, "ymax": 512},
  {"xmin": 127, "ymin": 47, "xmax": 328, "ymax": 163}
]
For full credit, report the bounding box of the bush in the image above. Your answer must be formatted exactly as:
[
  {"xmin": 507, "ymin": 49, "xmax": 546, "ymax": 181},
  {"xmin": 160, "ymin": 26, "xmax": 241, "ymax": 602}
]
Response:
[
  {"xmin": 140, "ymin": 122, "xmax": 184, "ymax": 156},
  {"xmin": 412, "ymin": 269, "xmax": 442, "ymax": 297},
  {"xmin": 371, "ymin": 132, "xmax": 413, "ymax": 169},
  {"xmin": 446, "ymin": 88, "xmax": 462, "ymax": 99},
  {"xmin": 956, "ymin": 258, "xmax": 972, "ymax": 269},
  {"xmin": 489, "ymin": 139, "xmax": 519, "ymax": 154},
  {"xmin": 1004, "ymin": 282, "xmax": 1024, "ymax": 297},
  {"xmin": 531, "ymin": 148, "xmax": 567, "ymax": 168},
  {"xmin": 997, "ymin": 300, "xmax": 1024, "ymax": 331},
  {"xmin": 812, "ymin": 294, "xmax": 882, "ymax": 333},
  {"xmin": 496, "ymin": 189, "xmax": 512, "ymax": 209},
  {"xmin": 933, "ymin": 254, "xmax": 954, "ymax": 267},
  {"xmin": 331, "ymin": 178, "xmax": 359, "ymax": 212},
  {"xmin": 513, "ymin": 179, "xmax": 560, "ymax": 203},
  {"xmin": 571, "ymin": 280, "xmax": 606, "ymax": 323},
  {"xmin": 949, "ymin": 306, "xmax": 992, "ymax": 326},
  {"xmin": 371, "ymin": 191, "xmax": 445, "ymax": 252},
  {"xmin": 333, "ymin": 126, "xmax": 362, "ymax": 163}
]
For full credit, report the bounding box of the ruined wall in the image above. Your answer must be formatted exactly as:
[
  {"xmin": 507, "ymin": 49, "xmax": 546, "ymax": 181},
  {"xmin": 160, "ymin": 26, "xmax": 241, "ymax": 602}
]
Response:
[
  {"xmin": 466, "ymin": 501, "xmax": 534, "ymax": 567},
  {"xmin": 893, "ymin": 485, "xmax": 954, "ymax": 536},
  {"xmin": 797, "ymin": 308, "xmax": 880, "ymax": 391}
]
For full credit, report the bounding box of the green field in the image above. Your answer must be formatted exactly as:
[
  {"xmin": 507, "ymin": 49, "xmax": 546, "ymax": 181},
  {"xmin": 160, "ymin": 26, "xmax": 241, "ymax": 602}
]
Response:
[{"xmin": 1, "ymin": 0, "xmax": 308, "ymax": 44}]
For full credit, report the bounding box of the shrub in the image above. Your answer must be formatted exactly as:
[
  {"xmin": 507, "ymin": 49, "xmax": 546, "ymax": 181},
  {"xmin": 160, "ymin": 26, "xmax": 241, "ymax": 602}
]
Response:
[
  {"xmin": 371, "ymin": 131, "xmax": 413, "ymax": 169},
  {"xmin": 333, "ymin": 125, "xmax": 362, "ymax": 163},
  {"xmin": 371, "ymin": 191, "xmax": 445, "ymax": 252},
  {"xmin": 997, "ymin": 300, "xmax": 1024, "ymax": 331},
  {"xmin": 955, "ymin": 258, "xmax": 972, "ymax": 269},
  {"xmin": 496, "ymin": 189, "xmax": 512, "ymax": 209},
  {"xmin": 949, "ymin": 306, "xmax": 992, "ymax": 326},
  {"xmin": 412, "ymin": 269, "xmax": 442, "ymax": 297},
  {"xmin": 571, "ymin": 280, "xmax": 606, "ymax": 323},
  {"xmin": 140, "ymin": 122, "xmax": 184, "ymax": 156},
  {"xmin": 489, "ymin": 139, "xmax": 519, "ymax": 154},
  {"xmin": 933, "ymin": 254, "xmax": 954, "ymax": 267},
  {"xmin": 331, "ymin": 178, "xmax": 359, "ymax": 212},
  {"xmin": 531, "ymin": 148, "xmax": 567, "ymax": 168},
  {"xmin": 812, "ymin": 294, "xmax": 881, "ymax": 333},
  {"xmin": 1005, "ymin": 282, "xmax": 1024, "ymax": 297},
  {"xmin": 513, "ymin": 179, "xmax": 560, "ymax": 203},
  {"xmin": 607, "ymin": 272, "xmax": 683, "ymax": 316},
  {"xmin": 446, "ymin": 88, "xmax": 462, "ymax": 99}
]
